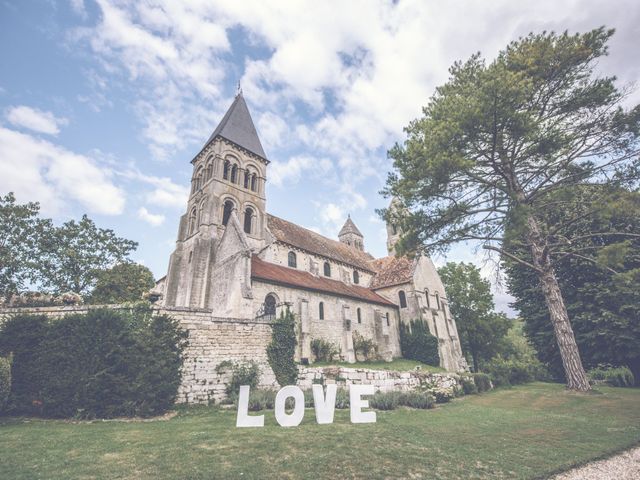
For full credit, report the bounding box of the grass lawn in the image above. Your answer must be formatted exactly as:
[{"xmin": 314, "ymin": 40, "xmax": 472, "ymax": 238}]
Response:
[
  {"xmin": 309, "ymin": 358, "xmax": 446, "ymax": 372},
  {"xmin": 1, "ymin": 383, "xmax": 639, "ymax": 479}
]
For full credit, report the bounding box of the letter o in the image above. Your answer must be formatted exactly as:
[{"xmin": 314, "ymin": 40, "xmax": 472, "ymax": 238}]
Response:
[{"xmin": 274, "ymin": 386, "xmax": 305, "ymax": 427}]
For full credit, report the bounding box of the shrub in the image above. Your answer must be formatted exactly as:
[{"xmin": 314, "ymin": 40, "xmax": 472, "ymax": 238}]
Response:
[
  {"xmin": 353, "ymin": 331, "xmax": 376, "ymax": 361},
  {"xmin": 0, "ymin": 355, "xmax": 11, "ymax": 413},
  {"xmin": 0, "ymin": 309, "xmax": 187, "ymax": 418},
  {"xmin": 267, "ymin": 310, "xmax": 298, "ymax": 386},
  {"xmin": 248, "ymin": 389, "xmax": 276, "ymax": 411},
  {"xmin": 483, "ymin": 356, "xmax": 546, "ymax": 387},
  {"xmin": 226, "ymin": 361, "xmax": 261, "ymax": 396},
  {"xmin": 472, "ymin": 373, "xmax": 492, "ymax": 393},
  {"xmin": 400, "ymin": 391, "xmax": 435, "ymax": 409},
  {"xmin": 399, "ymin": 319, "xmax": 439, "ymax": 366},
  {"xmin": 588, "ymin": 365, "xmax": 635, "ymax": 387},
  {"xmin": 460, "ymin": 376, "xmax": 478, "ymax": 395},
  {"xmin": 335, "ymin": 388, "xmax": 350, "ymax": 409},
  {"xmin": 310, "ymin": 338, "xmax": 339, "ymax": 363},
  {"xmin": 430, "ymin": 387, "xmax": 455, "ymax": 403},
  {"xmin": 369, "ymin": 391, "xmax": 401, "ymax": 410}
]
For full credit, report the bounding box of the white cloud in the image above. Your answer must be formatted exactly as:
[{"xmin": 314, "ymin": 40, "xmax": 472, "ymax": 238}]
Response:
[
  {"xmin": 119, "ymin": 168, "xmax": 189, "ymax": 208},
  {"xmin": 137, "ymin": 206, "xmax": 165, "ymax": 226},
  {"xmin": 269, "ymin": 155, "xmax": 333, "ymax": 187},
  {"xmin": 6, "ymin": 106, "xmax": 69, "ymax": 136},
  {"xmin": 0, "ymin": 127, "xmax": 125, "ymax": 215}
]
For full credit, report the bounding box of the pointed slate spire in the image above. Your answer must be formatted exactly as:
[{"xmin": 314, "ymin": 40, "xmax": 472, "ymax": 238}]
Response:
[
  {"xmin": 205, "ymin": 93, "xmax": 267, "ymax": 161},
  {"xmin": 339, "ymin": 214, "xmax": 363, "ymax": 237}
]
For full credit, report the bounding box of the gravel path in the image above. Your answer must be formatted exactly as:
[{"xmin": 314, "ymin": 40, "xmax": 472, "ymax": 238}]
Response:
[{"xmin": 551, "ymin": 446, "xmax": 640, "ymax": 480}]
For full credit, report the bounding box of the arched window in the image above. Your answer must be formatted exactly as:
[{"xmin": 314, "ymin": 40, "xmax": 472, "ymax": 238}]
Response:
[
  {"xmin": 264, "ymin": 294, "xmax": 276, "ymax": 317},
  {"xmin": 188, "ymin": 207, "xmax": 197, "ymax": 234},
  {"xmin": 424, "ymin": 289, "xmax": 430, "ymax": 309},
  {"xmin": 223, "ymin": 160, "xmax": 230, "ymax": 180},
  {"xmin": 319, "ymin": 301, "xmax": 324, "ymax": 320},
  {"xmin": 205, "ymin": 161, "xmax": 213, "ymax": 181},
  {"xmin": 243, "ymin": 207, "xmax": 254, "ymax": 234},
  {"xmin": 353, "ymin": 270, "xmax": 359, "ymax": 284},
  {"xmin": 222, "ymin": 200, "xmax": 234, "ymax": 226},
  {"xmin": 244, "ymin": 170, "xmax": 250, "ymax": 188},
  {"xmin": 323, "ymin": 262, "xmax": 331, "ymax": 277},
  {"xmin": 231, "ymin": 164, "xmax": 238, "ymax": 183},
  {"xmin": 288, "ymin": 251, "xmax": 297, "ymax": 268},
  {"xmin": 385, "ymin": 312, "xmax": 390, "ymax": 326},
  {"xmin": 251, "ymin": 173, "xmax": 257, "ymax": 192},
  {"xmin": 399, "ymin": 290, "xmax": 407, "ymax": 308},
  {"xmin": 435, "ymin": 292, "xmax": 441, "ymax": 310},
  {"xmin": 357, "ymin": 308, "xmax": 362, "ymax": 324}
]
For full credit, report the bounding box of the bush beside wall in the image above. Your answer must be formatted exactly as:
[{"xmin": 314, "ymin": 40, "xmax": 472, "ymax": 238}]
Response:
[
  {"xmin": 0, "ymin": 308, "xmax": 187, "ymax": 418},
  {"xmin": 267, "ymin": 310, "xmax": 298, "ymax": 386},
  {"xmin": 399, "ymin": 319, "xmax": 440, "ymax": 366}
]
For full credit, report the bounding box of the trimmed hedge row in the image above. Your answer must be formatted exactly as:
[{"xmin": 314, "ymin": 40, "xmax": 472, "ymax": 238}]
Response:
[{"xmin": 0, "ymin": 308, "xmax": 187, "ymax": 418}]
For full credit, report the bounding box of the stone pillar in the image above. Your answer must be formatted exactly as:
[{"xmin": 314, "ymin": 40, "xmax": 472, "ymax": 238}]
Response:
[
  {"xmin": 299, "ymin": 299, "xmax": 311, "ymax": 362},
  {"xmin": 342, "ymin": 305, "xmax": 355, "ymax": 363},
  {"xmin": 375, "ymin": 309, "xmax": 393, "ymax": 362}
]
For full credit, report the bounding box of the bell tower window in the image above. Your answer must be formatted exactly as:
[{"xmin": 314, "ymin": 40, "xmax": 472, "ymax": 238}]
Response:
[
  {"xmin": 223, "ymin": 160, "xmax": 230, "ymax": 180},
  {"xmin": 243, "ymin": 207, "xmax": 254, "ymax": 234},
  {"xmin": 222, "ymin": 200, "xmax": 234, "ymax": 226}
]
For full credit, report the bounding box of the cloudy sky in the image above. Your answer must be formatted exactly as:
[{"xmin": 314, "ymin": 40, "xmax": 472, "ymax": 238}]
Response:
[{"xmin": 1, "ymin": 1, "xmax": 639, "ymax": 315}]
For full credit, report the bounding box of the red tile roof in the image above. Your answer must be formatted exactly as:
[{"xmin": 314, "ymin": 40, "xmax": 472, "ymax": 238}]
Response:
[
  {"xmin": 267, "ymin": 214, "xmax": 375, "ymax": 272},
  {"xmin": 251, "ymin": 256, "xmax": 396, "ymax": 307},
  {"xmin": 370, "ymin": 255, "xmax": 415, "ymax": 289}
]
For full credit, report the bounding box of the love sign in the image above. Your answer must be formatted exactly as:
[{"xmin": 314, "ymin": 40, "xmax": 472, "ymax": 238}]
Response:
[{"xmin": 236, "ymin": 384, "xmax": 377, "ymax": 427}]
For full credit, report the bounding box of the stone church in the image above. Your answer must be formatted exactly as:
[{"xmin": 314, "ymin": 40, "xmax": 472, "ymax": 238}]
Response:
[{"xmin": 158, "ymin": 93, "xmax": 466, "ymax": 371}]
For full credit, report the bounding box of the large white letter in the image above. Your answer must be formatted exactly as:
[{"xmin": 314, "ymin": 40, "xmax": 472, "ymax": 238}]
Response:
[
  {"xmin": 350, "ymin": 384, "xmax": 376, "ymax": 424},
  {"xmin": 274, "ymin": 385, "xmax": 305, "ymax": 427},
  {"xmin": 236, "ymin": 386, "xmax": 264, "ymax": 428},
  {"xmin": 312, "ymin": 384, "xmax": 337, "ymax": 424}
]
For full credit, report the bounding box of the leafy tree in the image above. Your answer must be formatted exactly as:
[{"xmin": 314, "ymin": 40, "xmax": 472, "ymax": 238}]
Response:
[
  {"xmin": 382, "ymin": 28, "xmax": 640, "ymax": 390},
  {"xmin": 438, "ymin": 262, "xmax": 511, "ymax": 371},
  {"xmin": 507, "ymin": 186, "xmax": 640, "ymax": 383},
  {"xmin": 0, "ymin": 193, "xmax": 51, "ymax": 298},
  {"xmin": 88, "ymin": 262, "xmax": 155, "ymax": 304},
  {"xmin": 37, "ymin": 215, "xmax": 137, "ymax": 295}
]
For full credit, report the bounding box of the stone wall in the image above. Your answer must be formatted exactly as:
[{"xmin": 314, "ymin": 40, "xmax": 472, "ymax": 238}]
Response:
[
  {"xmin": 297, "ymin": 366, "xmax": 461, "ymax": 392},
  {"xmin": 0, "ymin": 304, "xmax": 461, "ymax": 405}
]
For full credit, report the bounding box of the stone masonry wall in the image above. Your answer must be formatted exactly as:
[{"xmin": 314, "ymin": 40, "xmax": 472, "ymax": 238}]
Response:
[
  {"xmin": 0, "ymin": 305, "xmax": 463, "ymax": 404},
  {"xmin": 297, "ymin": 366, "xmax": 461, "ymax": 392}
]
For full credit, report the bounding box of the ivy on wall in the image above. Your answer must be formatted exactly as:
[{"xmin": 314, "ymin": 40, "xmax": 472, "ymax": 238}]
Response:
[
  {"xmin": 399, "ymin": 319, "xmax": 440, "ymax": 366},
  {"xmin": 267, "ymin": 309, "xmax": 298, "ymax": 386}
]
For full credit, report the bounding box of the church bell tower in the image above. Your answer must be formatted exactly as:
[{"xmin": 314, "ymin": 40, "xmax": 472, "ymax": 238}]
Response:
[{"xmin": 163, "ymin": 93, "xmax": 269, "ymax": 308}]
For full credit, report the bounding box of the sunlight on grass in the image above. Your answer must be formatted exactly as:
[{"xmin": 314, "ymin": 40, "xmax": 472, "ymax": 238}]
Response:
[{"xmin": 1, "ymin": 383, "xmax": 639, "ymax": 480}]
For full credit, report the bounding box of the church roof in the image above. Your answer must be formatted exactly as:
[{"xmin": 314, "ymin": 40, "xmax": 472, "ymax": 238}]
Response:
[
  {"xmin": 203, "ymin": 93, "xmax": 268, "ymax": 161},
  {"xmin": 267, "ymin": 214, "xmax": 375, "ymax": 272},
  {"xmin": 370, "ymin": 255, "xmax": 415, "ymax": 289},
  {"xmin": 251, "ymin": 256, "xmax": 396, "ymax": 307},
  {"xmin": 338, "ymin": 215, "xmax": 363, "ymax": 237}
]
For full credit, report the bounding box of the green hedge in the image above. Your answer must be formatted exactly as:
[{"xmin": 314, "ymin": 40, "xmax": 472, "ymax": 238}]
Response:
[
  {"xmin": 0, "ymin": 308, "xmax": 187, "ymax": 418},
  {"xmin": 588, "ymin": 365, "xmax": 635, "ymax": 387},
  {"xmin": 267, "ymin": 310, "xmax": 298, "ymax": 386},
  {"xmin": 0, "ymin": 356, "xmax": 10, "ymax": 413},
  {"xmin": 399, "ymin": 319, "xmax": 439, "ymax": 366},
  {"xmin": 483, "ymin": 357, "xmax": 547, "ymax": 387}
]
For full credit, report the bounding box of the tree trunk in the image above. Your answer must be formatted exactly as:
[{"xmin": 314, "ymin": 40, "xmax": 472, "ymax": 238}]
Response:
[{"xmin": 525, "ymin": 216, "xmax": 591, "ymax": 391}]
